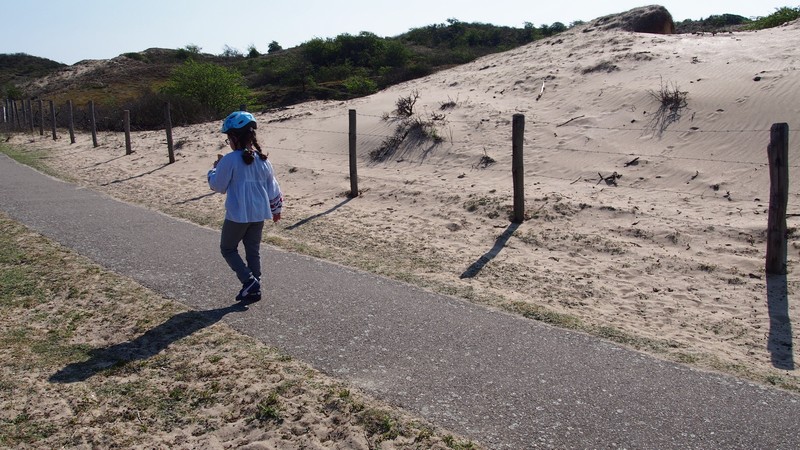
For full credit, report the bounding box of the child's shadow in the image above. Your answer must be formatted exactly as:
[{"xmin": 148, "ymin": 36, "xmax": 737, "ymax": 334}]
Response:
[{"xmin": 49, "ymin": 301, "xmax": 253, "ymax": 383}]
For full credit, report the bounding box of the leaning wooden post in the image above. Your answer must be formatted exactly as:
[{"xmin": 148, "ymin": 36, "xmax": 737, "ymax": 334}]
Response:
[
  {"xmin": 49, "ymin": 100, "xmax": 57, "ymax": 140},
  {"xmin": 124, "ymin": 110, "xmax": 132, "ymax": 155},
  {"xmin": 38, "ymin": 99, "xmax": 44, "ymax": 136},
  {"xmin": 512, "ymin": 114, "xmax": 525, "ymax": 223},
  {"xmin": 88, "ymin": 101, "xmax": 98, "ymax": 147},
  {"xmin": 67, "ymin": 100, "xmax": 76, "ymax": 144},
  {"xmin": 766, "ymin": 123, "xmax": 789, "ymax": 275},
  {"xmin": 164, "ymin": 102, "xmax": 175, "ymax": 164},
  {"xmin": 348, "ymin": 109, "xmax": 359, "ymax": 198}
]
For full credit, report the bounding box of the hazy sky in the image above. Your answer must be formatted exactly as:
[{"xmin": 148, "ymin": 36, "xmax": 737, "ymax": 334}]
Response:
[{"xmin": 1, "ymin": 0, "xmax": 791, "ymax": 65}]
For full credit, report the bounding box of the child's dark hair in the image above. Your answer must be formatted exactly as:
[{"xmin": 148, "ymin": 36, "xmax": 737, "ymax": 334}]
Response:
[{"xmin": 229, "ymin": 125, "xmax": 268, "ymax": 164}]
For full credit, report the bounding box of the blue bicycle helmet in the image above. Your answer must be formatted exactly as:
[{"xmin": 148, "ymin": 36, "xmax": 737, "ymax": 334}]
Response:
[{"xmin": 221, "ymin": 111, "xmax": 257, "ymax": 133}]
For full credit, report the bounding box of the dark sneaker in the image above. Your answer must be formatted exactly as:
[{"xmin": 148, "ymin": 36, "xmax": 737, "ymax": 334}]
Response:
[{"xmin": 236, "ymin": 277, "xmax": 261, "ymax": 301}]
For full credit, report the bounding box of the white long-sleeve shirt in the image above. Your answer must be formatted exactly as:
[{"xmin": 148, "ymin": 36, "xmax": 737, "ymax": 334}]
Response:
[{"xmin": 208, "ymin": 150, "xmax": 283, "ymax": 223}]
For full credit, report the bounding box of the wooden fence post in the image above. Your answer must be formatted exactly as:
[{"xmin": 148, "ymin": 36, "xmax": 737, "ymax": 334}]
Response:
[
  {"xmin": 512, "ymin": 114, "xmax": 525, "ymax": 223},
  {"xmin": 766, "ymin": 123, "xmax": 789, "ymax": 275},
  {"xmin": 38, "ymin": 99, "xmax": 44, "ymax": 136},
  {"xmin": 89, "ymin": 101, "xmax": 98, "ymax": 147},
  {"xmin": 20, "ymin": 99, "xmax": 27, "ymax": 131},
  {"xmin": 49, "ymin": 100, "xmax": 57, "ymax": 140},
  {"xmin": 27, "ymin": 99, "xmax": 33, "ymax": 133},
  {"xmin": 348, "ymin": 109, "xmax": 359, "ymax": 198},
  {"xmin": 67, "ymin": 100, "xmax": 76, "ymax": 144},
  {"xmin": 1, "ymin": 100, "xmax": 7, "ymax": 133},
  {"xmin": 124, "ymin": 110, "xmax": 132, "ymax": 155},
  {"xmin": 14, "ymin": 100, "xmax": 21, "ymax": 130},
  {"xmin": 3, "ymin": 99, "xmax": 10, "ymax": 131},
  {"xmin": 5, "ymin": 100, "xmax": 11, "ymax": 130},
  {"xmin": 164, "ymin": 102, "xmax": 175, "ymax": 164}
]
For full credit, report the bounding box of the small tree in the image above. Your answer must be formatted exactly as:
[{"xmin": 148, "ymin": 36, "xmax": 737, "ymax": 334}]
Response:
[
  {"xmin": 221, "ymin": 45, "xmax": 243, "ymax": 58},
  {"xmin": 184, "ymin": 44, "xmax": 202, "ymax": 54},
  {"xmin": 161, "ymin": 60, "xmax": 250, "ymax": 116},
  {"xmin": 267, "ymin": 41, "xmax": 283, "ymax": 54},
  {"xmin": 1, "ymin": 83, "xmax": 23, "ymax": 100},
  {"xmin": 247, "ymin": 45, "xmax": 260, "ymax": 58},
  {"xmin": 176, "ymin": 44, "xmax": 202, "ymax": 61}
]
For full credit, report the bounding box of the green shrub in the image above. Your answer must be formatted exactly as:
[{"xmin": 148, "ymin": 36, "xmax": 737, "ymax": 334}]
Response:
[
  {"xmin": 122, "ymin": 52, "xmax": 147, "ymax": 62},
  {"xmin": 748, "ymin": 7, "xmax": 800, "ymax": 30},
  {"xmin": 161, "ymin": 59, "xmax": 250, "ymax": 116},
  {"xmin": 343, "ymin": 75, "xmax": 377, "ymax": 96}
]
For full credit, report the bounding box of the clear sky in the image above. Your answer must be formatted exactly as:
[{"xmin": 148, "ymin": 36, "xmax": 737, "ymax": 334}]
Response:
[{"xmin": 1, "ymin": 0, "xmax": 792, "ymax": 65}]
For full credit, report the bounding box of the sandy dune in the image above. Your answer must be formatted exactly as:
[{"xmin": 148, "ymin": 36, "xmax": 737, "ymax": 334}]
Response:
[{"xmin": 10, "ymin": 18, "xmax": 800, "ymax": 392}]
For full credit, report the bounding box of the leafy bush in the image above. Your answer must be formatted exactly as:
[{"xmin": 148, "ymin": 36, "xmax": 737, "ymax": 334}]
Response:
[
  {"xmin": 161, "ymin": 59, "xmax": 250, "ymax": 116},
  {"xmin": 748, "ymin": 7, "xmax": 800, "ymax": 30},
  {"xmin": 343, "ymin": 75, "xmax": 377, "ymax": 96}
]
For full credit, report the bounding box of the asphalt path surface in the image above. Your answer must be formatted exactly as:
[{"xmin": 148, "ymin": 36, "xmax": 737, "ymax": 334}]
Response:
[{"xmin": 1, "ymin": 154, "xmax": 798, "ymax": 449}]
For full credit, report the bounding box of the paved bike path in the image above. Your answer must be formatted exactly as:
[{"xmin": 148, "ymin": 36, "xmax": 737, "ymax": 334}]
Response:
[{"xmin": 1, "ymin": 154, "xmax": 798, "ymax": 449}]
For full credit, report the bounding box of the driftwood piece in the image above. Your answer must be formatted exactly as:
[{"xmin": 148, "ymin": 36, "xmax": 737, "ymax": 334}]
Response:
[
  {"xmin": 556, "ymin": 115, "xmax": 585, "ymax": 127},
  {"xmin": 624, "ymin": 157, "xmax": 640, "ymax": 167}
]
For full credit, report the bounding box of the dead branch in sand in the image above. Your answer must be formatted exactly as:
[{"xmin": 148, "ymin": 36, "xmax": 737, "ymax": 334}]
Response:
[{"xmin": 597, "ymin": 171, "xmax": 622, "ymax": 186}]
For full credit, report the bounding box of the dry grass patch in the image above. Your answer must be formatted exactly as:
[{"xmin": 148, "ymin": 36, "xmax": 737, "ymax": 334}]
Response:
[{"xmin": 0, "ymin": 213, "xmax": 481, "ymax": 449}]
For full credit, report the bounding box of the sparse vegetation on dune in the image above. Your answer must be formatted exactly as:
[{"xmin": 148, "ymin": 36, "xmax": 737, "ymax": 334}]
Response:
[{"xmin": 748, "ymin": 6, "xmax": 800, "ymax": 30}]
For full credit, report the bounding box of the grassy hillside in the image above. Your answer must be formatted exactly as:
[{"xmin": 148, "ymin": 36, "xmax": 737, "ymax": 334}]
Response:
[
  {"xmin": 2, "ymin": 7, "xmax": 795, "ymax": 130},
  {"xmin": 0, "ymin": 53, "xmax": 65, "ymax": 98},
  {"xmin": 1, "ymin": 19, "xmax": 560, "ymax": 126}
]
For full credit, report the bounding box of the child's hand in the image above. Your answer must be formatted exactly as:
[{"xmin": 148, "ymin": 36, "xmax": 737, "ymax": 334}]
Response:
[
  {"xmin": 213, "ymin": 154, "xmax": 223, "ymax": 168},
  {"xmin": 272, "ymin": 213, "xmax": 281, "ymax": 223}
]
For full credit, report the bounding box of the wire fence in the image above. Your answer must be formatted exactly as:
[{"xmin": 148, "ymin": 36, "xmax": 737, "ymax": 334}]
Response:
[
  {"xmin": 3, "ymin": 98, "xmax": 794, "ymax": 198},
  {"xmin": 2, "ymin": 95, "xmax": 795, "ymax": 273}
]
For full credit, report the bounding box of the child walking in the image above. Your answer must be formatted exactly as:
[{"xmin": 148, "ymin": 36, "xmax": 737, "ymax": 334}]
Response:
[{"xmin": 208, "ymin": 111, "xmax": 283, "ymax": 302}]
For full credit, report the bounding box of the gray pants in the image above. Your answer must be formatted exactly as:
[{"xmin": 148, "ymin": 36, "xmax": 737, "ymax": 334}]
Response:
[{"xmin": 220, "ymin": 219, "xmax": 264, "ymax": 284}]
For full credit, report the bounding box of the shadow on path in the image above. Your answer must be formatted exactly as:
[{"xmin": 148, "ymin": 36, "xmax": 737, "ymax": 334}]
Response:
[
  {"xmin": 287, "ymin": 198, "xmax": 352, "ymax": 230},
  {"xmin": 767, "ymin": 274, "xmax": 795, "ymax": 370},
  {"xmin": 49, "ymin": 301, "xmax": 253, "ymax": 383},
  {"xmin": 460, "ymin": 222, "xmax": 519, "ymax": 279}
]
